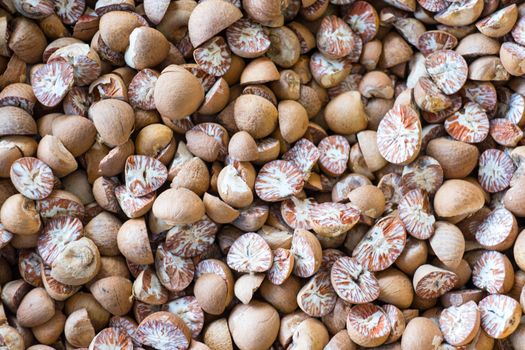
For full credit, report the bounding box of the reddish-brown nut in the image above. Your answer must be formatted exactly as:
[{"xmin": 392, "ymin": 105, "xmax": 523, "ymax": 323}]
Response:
[
  {"xmin": 90, "ymin": 276, "xmax": 133, "ymax": 316},
  {"xmin": 16, "ymin": 287, "xmax": 55, "ymax": 328},
  {"xmin": 152, "ymin": 188, "xmax": 205, "ymax": 224},
  {"xmin": 153, "ymin": 65, "xmax": 204, "ymax": 121}
]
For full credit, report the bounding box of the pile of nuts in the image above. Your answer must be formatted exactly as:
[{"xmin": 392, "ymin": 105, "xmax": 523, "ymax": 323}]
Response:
[{"xmin": 3, "ymin": 0, "xmax": 525, "ymax": 348}]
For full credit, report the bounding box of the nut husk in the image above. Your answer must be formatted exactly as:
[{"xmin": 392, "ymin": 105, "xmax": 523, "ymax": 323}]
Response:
[{"xmin": 88, "ymin": 99, "xmax": 135, "ymax": 147}]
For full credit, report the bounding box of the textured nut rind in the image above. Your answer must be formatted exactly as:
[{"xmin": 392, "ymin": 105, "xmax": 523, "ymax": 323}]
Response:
[
  {"xmin": 234, "ymin": 94, "xmax": 278, "ymax": 139},
  {"xmin": 153, "ymin": 65, "xmax": 204, "ymax": 121},
  {"xmin": 89, "ymin": 276, "xmax": 133, "ymax": 316},
  {"xmin": 124, "ymin": 27, "xmax": 170, "ymax": 69},
  {"xmin": 228, "ymin": 300, "xmax": 280, "ymax": 350},
  {"xmin": 89, "ymin": 99, "xmax": 135, "ymax": 147},
  {"xmin": 117, "ymin": 218, "xmax": 154, "ymax": 265},
  {"xmin": 325, "ymin": 91, "xmax": 368, "ymax": 135},
  {"xmin": 16, "ymin": 287, "xmax": 55, "ymax": 328},
  {"xmin": 0, "ymin": 194, "xmax": 41, "ymax": 235},
  {"xmin": 434, "ymin": 180, "xmax": 485, "ymax": 218},
  {"xmin": 50, "ymin": 238, "xmax": 101, "ymax": 286},
  {"xmin": 188, "ymin": 0, "xmax": 242, "ymax": 47},
  {"xmin": 152, "ymin": 188, "xmax": 205, "ymax": 224}
]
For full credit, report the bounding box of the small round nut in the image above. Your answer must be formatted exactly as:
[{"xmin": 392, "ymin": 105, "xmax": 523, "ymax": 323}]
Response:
[
  {"xmin": 152, "ymin": 188, "xmax": 205, "ymax": 224},
  {"xmin": 16, "ymin": 287, "xmax": 55, "ymax": 328},
  {"xmin": 234, "ymin": 94, "xmax": 278, "ymax": 139},
  {"xmin": 228, "ymin": 131, "xmax": 259, "ymax": 162},
  {"xmin": 124, "ymin": 27, "xmax": 170, "ymax": 69},
  {"xmin": 88, "ymin": 99, "xmax": 135, "ymax": 147},
  {"xmin": 0, "ymin": 194, "xmax": 41, "ymax": 235},
  {"xmin": 50, "ymin": 237, "xmax": 101, "ymax": 286},
  {"xmin": 324, "ymin": 91, "xmax": 368, "ymax": 135}
]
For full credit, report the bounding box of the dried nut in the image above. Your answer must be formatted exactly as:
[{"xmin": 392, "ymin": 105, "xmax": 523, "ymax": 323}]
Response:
[
  {"xmin": 376, "ymin": 268, "xmax": 414, "ymax": 309},
  {"xmin": 188, "ymin": 0, "xmax": 242, "ymax": 47},
  {"xmin": 89, "ymin": 276, "xmax": 133, "ymax": 316},
  {"xmin": 228, "ymin": 301, "xmax": 280, "ymax": 350},
  {"xmin": 401, "ymin": 317, "xmax": 443, "ymax": 350},
  {"xmin": 456, "ymin": 33, "xmax": 500, "ymax": 57},
  {"xmin": 278, "ymin": 100, "xmax": 309, "ymax": 143},
  {"xmin": 0, "ymin": 194, "xmax": 41, "ymax": 235},
  {"xmin": 359, "ymin": 71, "xmax": 394, "ymax": 99},
  {"xmin": 64, "ymin": 292, "xmax": 110, "ymax": 331},
  {"xmin": 348, "ymin": 185, "xmax": 385, "ymax": 218},
  {"xmin": 51, "ymin": 115, "xmax": 97, "ymax": 157},
  {"xmin": 9, "ymin": 18, "xmax": 47, "ymax": 64},
  {"xmin": 0, "ymin": 106, "xmax": 37, "ymax": 137},
  {"xmin": 240, "ymin": 57, "xmax": 280, "ymax": 85},
  {"xmin": 124, "ymin": 27, "xmax": 170, "ymax": 69},
  {"xmin": 99, "ymin": 11, "xmax": 144, "ymax": 52},
  {"xmin": 194, "ymin": 273, "xmax": 229, "ymax": 315},
  {"xmin": 429, "ymin": 222, "xmax": 465, "ymax": 269},
  {"xmin": 89, "ymin": 99, "xmax": 135, "ymax": 147},
  {"xmin": 31, "ymin": 310, "xmax": 66, "ymax": 345},
  {"xmin": 152, "ymin": 188, "xmax": 205, "ymax": 224},
  {"xmin": 228, "ymin": 131, "xmax": 259, "ymax": 162},
  {"xmin": 64, "ymin": 308, "xmax": 95, "ymax": 347},
  {"xmin": 50, "ymin": 238, "xmax": 101, "ymax": 286},
  {"xmin": 203, "ymin": 318, "xmax": 233, "ymax": 350},
  {"xmin": 290, "ymin": 318, "xmax": 329, "ymax": 349},
  {"xmin": 434, "ymin": 180, "xmax": 485, "ymax": 218},
  {"xmin": 243, "ymin": 0, "xmax": 283, "ymax": 27},
  {"xmin": 504, "ymin": 179, "xmax": 525, "ymax": 217},
  {"xmin": 259, "ymin": 277, "xmax": 300, "ymax": 313},
  {"xmin": 434, "ymin": 0, "xmax": 484, "ymax": 26},
  {"xmin": 171, "ymin": 157, "xmax": 209, "ymax": 195},
  {"xmin": 468, "ymin": 56, "xmax": 509, "ymax": 81},
  {"xmin": 380, "ymin": 32, "xmax": 413, "ymax": 69},
  {"xmin": 153, "ymin": 65, "xmax": 204, "ymax": 121},
  {"xmin": 500, "ymin": 42, "xmax": 525, "ymax": 76},
  {"xmin": 117, "ymin": 218, "xmax": 154, "ymax": 265},
  {"xmin": 234, "ymin": 94, "xmax": 278, "ymax": 139},
  {"xmin": 426, "ymin": 138, "xmax": 479, "ymax": 179},
  {"xmin": 324, "ymin": 91, "xmax": 368, "ymax": 134},
  {"xmin": 16, "ymin": 287, "xmax": 55, "ymax": 327}
]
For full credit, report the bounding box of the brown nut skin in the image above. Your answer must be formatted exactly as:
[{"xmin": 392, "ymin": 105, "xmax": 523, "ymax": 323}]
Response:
[
  {"xmin": 243, "ymin": 0, "xmax": 283, "ymax": 27},
  {"xmin": 359, "ymin": 71, "xmax": 394, "ymax": 99},
  {"xmin": 64, "ymin": 292, "xmax": 110, "ymax": 332},
  {"xmin": 31, "ymin": 310, "xmax": 66, "ymax": 345},
  {"xmin": 240, "ymin": 58, "xmax": 280, "ymax": 85},
  {"xmin": 0, "ymin": 107, "xmax": 37, "ymax": 137},
  {"xmin": 324, "ymin": 91, "xmax": 368, "ymax": 135},
  {"xmin": 325, "ymin": 330, "xmax": 356, "ymax": 350},
  {"xmin": 434, "ymin": 179, "xmax": 485, "ymax": 218},
  {"xmin": 124, "ymin": 27, "xmax": 170, "ymax": 70},
  {"xmin": 348, "ymin": 185, "xmax": 386, "ymax": 219},
  {"xmin": 36, "ymin": 135, "xmax": 78, "ymax": 177},
  {"xmin": 290, "ymin": 318, "xmax": 329, "ymax": 350},
  {"xmin": 259, "ymin": 276, "xmax": 300, "ymax": 314},
  {"xmin": 456, "ymin": 33, "xmax": 500, "ymax": 57},
  {"xmin": 500, "ymin": 42, "xmax": 525, "ymax": 76},
  {"xmin": 89, "ymin": 276, "xmax": 133, "ymax": 316},
  {"xmin": 0, "ymin": 142, "xmax": 22, "ymax": 178},
  {"xmin": 154, "ymin": 65, "xmax": 204, "ymax": 121},
  {"xmin": 504, "ymin": 179, "xmax": 525, "ymax": 217},
  {"xmin": 89, "ymin": 99, "xmax": 135, "ymax": 147},
  {"xmin": 400, "ymin": 317, "xmax": 443, "ymax": 350},
  {"xmin": 8, "ymin": 18, "xmax": 47, "ymax": 64},
  {"xmin": 171, "ymin": 157, "xmax": 210, "ymax": 196},
  {"xmin": 84, "ymin": 212, "xmax": 121, "ymax": 257},
  {"xmin": 51, "ymin": 115, "xmax": 97, "ymax": 157},
  {"xmin": 234, "ymin": 94, "xmax": 278, "ymax": 139},
  {"xmin": 16, "ymin": 288, "xmax": 55, "ymax": 328},
  {"xmin": 188, "ymin": 0, "xmax": 242, "ymax": 47},
  {"xmin": 278, "ymin": 100, "xmax": 309, "ymax": 143},
  {"xmin": 228, "ymin": 131, "xmax": 259, "ymax": 162},
  {"xmin": 99, "ymin": 11, "xmax": 144, "ymax": 52},
  {"xmin": 203, "ymin": 193, "xmax": 240, "ymax": 224},
  {"xmin": 194, "ymin": 273, "xmax": 229, "ymax": 315},
  {"xmin": 0, "ymin": 194, "xmax": 41, "ymax": 235},
  {"xmin": 203, "ymin": 318, "xmax": 233, "ymax": 350},
  {"xmin": 228, "ymin": 300, "xmax": 280, "ymax": 350},
  {"xmin": 136, "ymin": 123, "xmax": 173, "ymax": 158},
  {"xmin": 117, "ymin": 218, "xmax": 154, "ymax": 265},
  {"xmin": 377, "ymin": 268, "xmax": 414, "ymax": 309},
  {"xmin": 50, "ymin": 237, "xmax": 101, "ymax": 286},
  {"xmin": 380, "ymin": 32, "xmax": 413, "ymax": 69},
  {"xmin": 270, "ymin": 70, "xmax": 301, "ymax": 100},
  {"xmin": 426, "ymin": 138, "xmax": 479, "ymax": 179},
  {"xmin": 64, "ymin": 308, "xmax": 95, "ymax": 348},
  {"xmin": 152, "ymin": 188, "xmax": 205, "ymax": 224}
]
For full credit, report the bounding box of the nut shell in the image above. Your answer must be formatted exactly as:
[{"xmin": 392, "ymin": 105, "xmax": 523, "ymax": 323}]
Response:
[
  {"xmin": 154, "ymin": 65, "xmax": 204, "ymax": 121},
  {"xmin": 228, "ymin": 300, "xmax": 280, "ymax": 350},
  {"xmin": 234, "ymin": 94, "xmax": 278, "ymax": 139},
  {"xmin": 188, "ymin": 0, "xmax": 242, "ymax": 47},
  {"xmin": 16, "ymin": 287, "xmax": 55, "ymax": 327},
  {"xmin": 50, "ymin": 237, "xmax": 101, "ymax": 286},
  {"xmin": 117, "ymin": 218, "xmax": 154, "ymax": 265},
  {"xmin": 152, "ymin": 188, "xmax": 205, "ymax": 224},
  {"xmin": 434, "ymin": 180, "xmax": 485, "ymax": 218},
  {"xmin": 89, "ymin": 99, "xmax": 135, "ymax": 147},
  {"xmin": 0, "ymin": 194, "xmax": 41, "ymax": 235},
  {"xmin": 324, "ymin": 91, "xmax": 368, "ymax": 135},
  {"xmin": 89, "ymin": 276, "xmax": 133, "ymax": 316}
]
